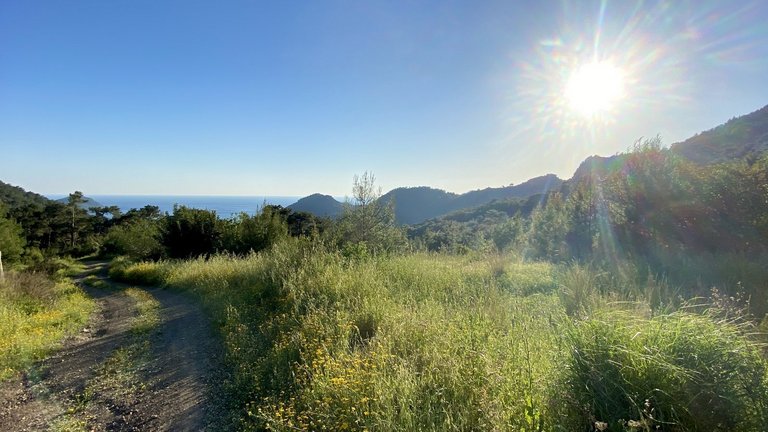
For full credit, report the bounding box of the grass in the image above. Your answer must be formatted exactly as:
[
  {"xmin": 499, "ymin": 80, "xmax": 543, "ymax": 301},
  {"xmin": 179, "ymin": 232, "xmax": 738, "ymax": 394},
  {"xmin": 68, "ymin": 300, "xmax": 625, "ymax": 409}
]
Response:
[
  {"xmin": 82, "ymin": 274, "xmax": 109, "ymax": 289},
  {"xmin": 0, "ymin": 271, "xmax": 95, "ymax": 380},
  {"xmin": 563, "ymin": 308, "xmax": 768, "ymax": 431},
  {"xmin": 112, "ymin": 240, "xmax": 566, "ymax": 430},
  {"xmin": 111, "ymin": 238, "xmax": 768, "ymax": 431},
  {"xmin": 124, "ymin": 287, "xmax": 161, "ymax": 334}
]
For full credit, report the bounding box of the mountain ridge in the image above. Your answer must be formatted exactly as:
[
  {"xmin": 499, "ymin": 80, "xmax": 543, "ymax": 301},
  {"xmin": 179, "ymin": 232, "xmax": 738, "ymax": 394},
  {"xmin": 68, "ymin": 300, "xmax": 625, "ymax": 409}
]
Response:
[
  {"xmin": 670, "ymin": 104, "xmax": 768, "ymax": 164},
  {"xmin": 290, "ymin": 103, "xmax": 768, "ymax": 223},
  {"xmin": 380, "ymin": 174, "xmax": 563, "ymax": 225}
]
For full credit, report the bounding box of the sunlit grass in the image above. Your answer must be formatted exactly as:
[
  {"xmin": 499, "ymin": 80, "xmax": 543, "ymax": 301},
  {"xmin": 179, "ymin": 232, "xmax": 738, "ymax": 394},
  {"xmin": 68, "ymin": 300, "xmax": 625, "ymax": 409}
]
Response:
[
  {"xmin": 124, "ymin": 287, "xmax": 160, "ymax": 335},
  {"xmin": 112, "ymin": 241, "xmax": 567, "ymax": 430},
  {"xmin": 0, "ymin": 272, "xmax": 95, "ymax": 380},
  {"xmin": 82, "ymin": 274, "xmax": 109, "ymax": 289},
  {"xmin": 111, "ymin": 239, "xmax": 768, "ymax": 430}
]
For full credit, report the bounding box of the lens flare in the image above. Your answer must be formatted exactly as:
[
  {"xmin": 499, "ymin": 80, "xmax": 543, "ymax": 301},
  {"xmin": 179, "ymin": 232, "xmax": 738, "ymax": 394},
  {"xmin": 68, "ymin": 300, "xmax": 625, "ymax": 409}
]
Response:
[{"xmin": 565, "ymin": 61, "xmax": 625, "ymax": 117}]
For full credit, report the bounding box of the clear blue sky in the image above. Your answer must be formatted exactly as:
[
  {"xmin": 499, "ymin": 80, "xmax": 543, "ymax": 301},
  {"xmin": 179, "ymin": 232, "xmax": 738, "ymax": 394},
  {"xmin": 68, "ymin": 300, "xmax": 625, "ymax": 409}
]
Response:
[{"xmin": 2, "ymin": 0, "xmax": 767, "ymax": 196}]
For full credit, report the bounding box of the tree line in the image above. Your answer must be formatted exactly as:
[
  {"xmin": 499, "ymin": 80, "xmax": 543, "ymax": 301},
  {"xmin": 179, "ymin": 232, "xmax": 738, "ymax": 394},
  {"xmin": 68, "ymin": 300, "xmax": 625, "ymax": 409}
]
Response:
[
  {"xmin": 411, "ymin": 137, "xmax": 768, "ymax": 260},
  {"xmin": 0, "ymin": 172, "xmax": 408, "ymax": 266},
  {"xmin": 3, "ymin": 138, "xmax": 768, "ymax": 281}
]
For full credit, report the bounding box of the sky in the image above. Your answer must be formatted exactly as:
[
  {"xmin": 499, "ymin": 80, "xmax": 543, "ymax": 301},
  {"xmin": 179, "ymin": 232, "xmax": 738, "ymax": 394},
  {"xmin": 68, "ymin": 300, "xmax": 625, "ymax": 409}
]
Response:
[{"xmin": 2, "ymin": 0, "xmax": 767, "ymax": 196}]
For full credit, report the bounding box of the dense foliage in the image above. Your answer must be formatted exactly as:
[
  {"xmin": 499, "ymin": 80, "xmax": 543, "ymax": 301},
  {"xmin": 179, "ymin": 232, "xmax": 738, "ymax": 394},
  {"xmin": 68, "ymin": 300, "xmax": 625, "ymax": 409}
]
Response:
[
  {"xmin": 0, "ymin": 179, "xmax": 329, "ymax": 265},
  {"xmin": 406, "ymin": 139, "xmax": 768, "ymax": 309}
]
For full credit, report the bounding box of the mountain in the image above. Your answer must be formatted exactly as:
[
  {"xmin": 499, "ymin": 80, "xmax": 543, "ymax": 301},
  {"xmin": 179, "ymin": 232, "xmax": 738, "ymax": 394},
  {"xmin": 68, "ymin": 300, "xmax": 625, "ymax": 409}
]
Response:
[
  {"xmin": 287, "ymin": 194, "xmax": 343, "ymax": 218},
  {"xmin": 0, "ymin": 180, "xmax": 51, "ymax": 210},
  {"xmin": 569, "ymin": 154, "xmax": 626, "ymax": 182},
  {"xmin": 456, "ymin": 174, "xmax": 561, "ymax": 208},
  {"xmin": 55, "ymin": 196, "xmax": 103, "ymax": 209},
  {"xmin": 568, "ymin": 105, "xmax": 768, "ymax": 183},
  {"xmin": 380, "ymin": 174, "xmax": 563, "ymax": 225},
  {"xmin": 671, "ymin": 104, "xmax": 768, "ymax": 164},
  {"xmin": 378, "ymin": 187, "xmax": 456, "ymax": 225},
  {"xmin": 265, "ymin": 105, "xmax": 768, "ymax": 225}
]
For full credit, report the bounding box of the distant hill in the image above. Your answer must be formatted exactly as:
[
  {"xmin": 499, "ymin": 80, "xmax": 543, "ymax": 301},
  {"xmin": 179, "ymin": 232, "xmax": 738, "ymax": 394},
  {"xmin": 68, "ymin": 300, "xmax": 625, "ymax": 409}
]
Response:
[
  {"xmin": 380, "ymin": 174, "xmax": 563, "ymax": 225},
  {"xmin": 287, "ymin": 194, "xmax": 343, "ymax": 218},
  {"xmin": 0, "ymin": 180, "xmax": 51, "ymax": 210},
  {"xmin": 55, "ymin": 195, "xmax": 103, "ymax": 210},
  {"xmin": 671, "ymin": 104, "xmax": 768, "ymax": 164},
  {"xmin": 567, "ymin": 105, "xmax": 768, "ymax": 183},
  {"xmin": 569, "ymin": 154, "xmax": 626, "ymax": 182}
]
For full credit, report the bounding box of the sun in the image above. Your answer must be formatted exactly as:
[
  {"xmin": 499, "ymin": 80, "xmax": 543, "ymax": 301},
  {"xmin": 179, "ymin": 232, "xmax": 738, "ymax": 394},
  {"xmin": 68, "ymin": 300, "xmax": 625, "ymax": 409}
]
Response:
[{"xmin": 565, "ymin": 61, "xmax": 625, "ymax": 117}]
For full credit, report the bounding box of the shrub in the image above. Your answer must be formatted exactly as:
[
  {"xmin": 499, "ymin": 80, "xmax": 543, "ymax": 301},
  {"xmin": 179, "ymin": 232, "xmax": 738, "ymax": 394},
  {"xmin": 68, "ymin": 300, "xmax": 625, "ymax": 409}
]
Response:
[
  {"xmin": 103, "ymin": 219, "xmax": 164, "ymax": 260},
  {"xmin": 164, "ymin": 206, "xmax": 223, "ymax": 258},
  {"xmin": 220, "ymin": 207, "xmax": 289, "ymax": 255},
  {"xmin": 108, "ymin": 256, "xmax": 168, "ymax": 286},
  {"xmin": 557, "ymin": 264, "xmax": 601, "ymax": 317}
]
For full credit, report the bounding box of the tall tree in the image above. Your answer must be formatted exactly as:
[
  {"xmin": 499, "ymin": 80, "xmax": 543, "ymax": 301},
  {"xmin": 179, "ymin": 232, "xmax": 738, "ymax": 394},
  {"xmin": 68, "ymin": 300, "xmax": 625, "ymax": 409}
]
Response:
[
  {"xmin": 0, "ymin": 205, "xmax": 26, "ymax": 265},
  {"xmin": 67, "ymin": 191, "xmax": 86, "ymax": 249}
]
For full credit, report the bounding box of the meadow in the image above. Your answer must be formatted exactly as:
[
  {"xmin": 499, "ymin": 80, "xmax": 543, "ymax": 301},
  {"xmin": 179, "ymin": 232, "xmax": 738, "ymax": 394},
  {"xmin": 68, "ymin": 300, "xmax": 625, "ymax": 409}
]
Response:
[{"xmin": 111, "ymin": 238, "xmax": 768, "ymax": 431}]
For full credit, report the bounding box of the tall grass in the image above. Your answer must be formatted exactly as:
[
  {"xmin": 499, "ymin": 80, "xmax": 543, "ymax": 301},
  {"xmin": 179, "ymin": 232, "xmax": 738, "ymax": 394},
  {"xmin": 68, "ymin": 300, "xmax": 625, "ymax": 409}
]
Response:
[
  {"xmin": 0, "ymin": 271, "xmax": 95, "ymax": 379},
  {"xmin": 563, "ymin": 308, "xmax": 768, "ymax": 431},
  {"xmin": 113, "ymin": 239, "xmax": 567, "ymax": 430},
  {"xmin": 112, "ymin": 239, "xmax": 768, "ymax": 431}
]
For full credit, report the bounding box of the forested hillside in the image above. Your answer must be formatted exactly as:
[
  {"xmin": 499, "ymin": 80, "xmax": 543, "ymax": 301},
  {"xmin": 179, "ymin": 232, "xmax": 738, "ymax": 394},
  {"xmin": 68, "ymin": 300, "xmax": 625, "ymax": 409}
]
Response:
[
  {"xmin": 672, "ymin": 104, "xmax": 768, "ymax": 164},
  {"xmin": 0, "ymin": 180, "xmax": 51, "ymax": 208},
  {"xmin": 287, "ymin": 193, "xmax": 343, "ymax": 218},
  {"xmin": 380, "ymin": 174, "xmax": 562, "ymax": 224}
]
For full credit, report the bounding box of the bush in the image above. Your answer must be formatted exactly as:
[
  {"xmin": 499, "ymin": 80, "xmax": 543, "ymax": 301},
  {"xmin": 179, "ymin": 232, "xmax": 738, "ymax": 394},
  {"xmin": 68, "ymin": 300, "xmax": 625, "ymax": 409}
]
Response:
[
  {"xmin": 108, "ymin": 256, "xmax": 168, "ymax": 286},
  {"xmin": 103, "ymin": 219, "xmax": 164, "ymax": 260},
  {"xmin": 220, "ymin": 207, "xmax": 289, "ymax": 255},
  {"xmin": 164, "ymin": 206, "xmax": 223, "ymax": 258}
]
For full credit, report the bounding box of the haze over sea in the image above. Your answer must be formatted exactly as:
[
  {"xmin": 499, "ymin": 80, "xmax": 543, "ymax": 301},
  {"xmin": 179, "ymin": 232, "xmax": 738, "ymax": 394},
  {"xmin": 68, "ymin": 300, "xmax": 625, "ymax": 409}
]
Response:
[{"xmin": 46, "ymin": 195, "xmax": 308, "ymax": 218}]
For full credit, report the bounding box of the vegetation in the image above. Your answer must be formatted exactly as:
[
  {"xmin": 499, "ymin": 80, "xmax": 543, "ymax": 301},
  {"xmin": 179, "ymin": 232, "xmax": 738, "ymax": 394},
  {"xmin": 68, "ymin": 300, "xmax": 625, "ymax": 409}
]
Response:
[
  {"xmin": 112, "ymin": 242, "xmax": 565, "ymax": 430},
  {"xmin": 106, "ymin": 137, "xmax": 768, "ymax": 430},
  {"xmin": 112, "ymin": 240, "xmax": 768, "ymax": 431},
  {"xmin": 4, "ymin": 107, "xmax": 768, "ymax": 430},
  {"xmin": 564, "ymin": 308, "xmax": 768, "ymax": 431},
  {"xmin": 672, "ymin": 104, "xmax": 768, "ymax": 164},
  {"xmin": 0, "ymin": 205, "xmax": 26, "ymax": 264},
  {"xmin": 0, "ymin": 268, "xmax": 95, "ymax": 379},
  {"xmin": 331, "ymin": 172, "xmax": 408, "ymax": 255}
]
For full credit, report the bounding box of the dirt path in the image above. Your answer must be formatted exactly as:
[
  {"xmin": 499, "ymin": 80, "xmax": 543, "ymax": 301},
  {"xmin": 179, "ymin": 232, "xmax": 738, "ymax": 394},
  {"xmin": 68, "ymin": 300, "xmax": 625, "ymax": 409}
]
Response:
[{"xmin": 0, "ymin": 262, "xmax": 228, "ymax": 431}]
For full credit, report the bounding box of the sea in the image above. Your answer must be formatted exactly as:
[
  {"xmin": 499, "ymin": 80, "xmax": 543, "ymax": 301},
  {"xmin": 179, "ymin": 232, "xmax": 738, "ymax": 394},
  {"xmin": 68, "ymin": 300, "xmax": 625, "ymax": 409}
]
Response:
[{"xmin": 45, "ymin": 195, "xmax": 304, "ymax": 219}]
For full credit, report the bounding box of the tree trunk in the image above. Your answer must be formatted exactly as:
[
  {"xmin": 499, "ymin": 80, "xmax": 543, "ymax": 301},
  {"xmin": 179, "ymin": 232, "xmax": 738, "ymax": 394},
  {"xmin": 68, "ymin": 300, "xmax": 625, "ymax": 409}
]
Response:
[{"xmin": 71, "ymin": 206, "xmax": 76, "ymax": 249}]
